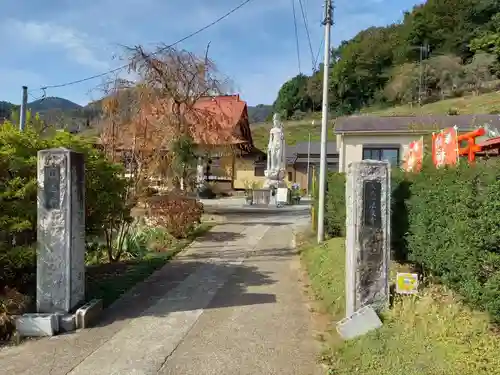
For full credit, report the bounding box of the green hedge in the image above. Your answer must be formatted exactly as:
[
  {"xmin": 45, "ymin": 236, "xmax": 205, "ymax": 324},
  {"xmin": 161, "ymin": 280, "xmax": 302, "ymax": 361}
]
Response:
[
  {"xmin": 318, "ymin": 171, "xmax": 408, "ymax": 258},
  {"xmin": 325, "ymin": 173, "xmax": 346, "ymax": 237},
  {"xmin": 317, "ymin": 159, "xmax": 500, "ymax": 321},
  {"xmin": 0, "ymin": 123, "xmax": 130, "ymax": 292},
  {"xmin": 312, "ymin": 172, "xmax": 346, "ymax": 237},
  {"xmin": 406, "ymin": 159, "xmax": 500, "ymax": 320}
]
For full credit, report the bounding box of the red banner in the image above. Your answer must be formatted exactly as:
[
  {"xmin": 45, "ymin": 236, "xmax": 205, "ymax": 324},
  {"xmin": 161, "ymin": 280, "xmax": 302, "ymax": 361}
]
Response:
[
  {"xmin": 402, "ymin": 137, "xmax": 424, "ymax": 172},
  {"xmin": 432, "ymin": 127, "xmax": 459, "ymax": 168}
]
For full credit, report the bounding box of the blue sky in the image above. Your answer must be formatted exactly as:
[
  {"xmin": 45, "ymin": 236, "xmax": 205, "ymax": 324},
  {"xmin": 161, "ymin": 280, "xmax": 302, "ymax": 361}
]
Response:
[{"xmin": 0, "ymin": 0, "xmax": 424, "ymax": 106}]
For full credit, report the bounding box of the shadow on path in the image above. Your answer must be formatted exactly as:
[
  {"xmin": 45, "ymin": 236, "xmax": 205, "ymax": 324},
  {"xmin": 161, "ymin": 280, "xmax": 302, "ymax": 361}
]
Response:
[
  {"xmin": 94, "ymin": 258, "xmax": 277, "ymax": 328},
  {"xmin": 181, "ymin": 246, "xmax": 296, "ymax": 260}
]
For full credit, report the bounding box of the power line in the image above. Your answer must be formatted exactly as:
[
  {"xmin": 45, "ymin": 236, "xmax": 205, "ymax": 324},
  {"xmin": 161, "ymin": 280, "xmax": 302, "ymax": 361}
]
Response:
[
  {"xmin": 28, "ymin": 89, "xmax": 48, "ymax": 102},
  {"xmin": 313, "ymin": 35, "xmax": 324, "ymax": 70},
  {"xmin": 302, "ymin": 0, "xmax": 310, "ymax": 24},
  {"xmin": 291, "ymin": 0, "xmax": 301, "ymax": 73},
  {"xmin": 32, "ymin": 0, "xmax": 253, "ymax": 92},
  {"xmin": 28, "ymin": 92, "xmax": 41, "ymax": 101},
  {"xmin": 297, "ymin": 0, "xmax": 315, "ymax": 71}
]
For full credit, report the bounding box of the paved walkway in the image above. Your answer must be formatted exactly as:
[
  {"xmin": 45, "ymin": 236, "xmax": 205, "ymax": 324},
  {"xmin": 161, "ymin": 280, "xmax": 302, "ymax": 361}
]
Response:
[{"xmin": 0, "ymin": 212, "xmax": 322, "ymax": 375}]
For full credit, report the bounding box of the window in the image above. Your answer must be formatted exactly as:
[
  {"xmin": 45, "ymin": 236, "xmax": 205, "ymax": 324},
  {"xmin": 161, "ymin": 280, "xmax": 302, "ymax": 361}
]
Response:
[
  {"xmin": 288, "ymin": 171, "xmax": 293, "ymax": 181},
  {"xmin": 362, "ymin": 147, "xmax": 400, "ymax": 167},
  {"xmin": 254, "ymin": 166, "xmax": 265, "ymax": 176}
]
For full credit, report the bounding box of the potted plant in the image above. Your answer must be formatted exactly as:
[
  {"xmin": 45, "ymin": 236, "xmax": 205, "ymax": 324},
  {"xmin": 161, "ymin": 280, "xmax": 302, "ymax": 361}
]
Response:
[
  {"xmin": 243, "ymin": 180, "xmax": 254, "ymax": 205},
  {"xmin": 290, "ymin": 183, "xmax": 301, "ymax": 204},
  {"xmin": 245, "ymin": 190, "xmax": 253, "ymax": 205}
]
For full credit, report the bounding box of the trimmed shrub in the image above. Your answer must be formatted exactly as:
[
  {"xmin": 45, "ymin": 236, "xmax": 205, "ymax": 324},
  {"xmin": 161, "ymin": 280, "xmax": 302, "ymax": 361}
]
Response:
[
  {"xmin": 0, "ymin": 287, "xmax": 31, "ymax": 341},
  {"xmin": 390, "ymin": 170, "xmax": 412, "ymax": 262},
  {"xmin": 319, "ymin": 171, "xmax": 405, "ymax": 242},
  {"xmin": 406, "ymin": 158, "xmax": 500, "ymax": 320},
  {"xmin": 324, "ymin": 173, "xmax": 346, "ymax": 237},
  {"xmin": 317, "ymin": 158, "xmax": 500, "ymax": 322},
  {"xmin": 0, "ymin": 123, "xmax": 130, "ymax": 290},
  {"xmin": 0, "ymin": 247, "xmax": 36, "ymax": 293},
  {"xmin": 148, "ymin": 193, "xmax": 204, "ymax": 238}
]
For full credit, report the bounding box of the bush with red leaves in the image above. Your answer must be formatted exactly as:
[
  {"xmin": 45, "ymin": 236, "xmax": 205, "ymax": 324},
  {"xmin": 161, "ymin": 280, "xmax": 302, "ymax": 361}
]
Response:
[
  {"xmin": 0, "ymin": 287, "xmax": 31, "ymax": 342},
  {"xmin": 148, "ymin": 193, "xmax": 204, "ymax": 239}
]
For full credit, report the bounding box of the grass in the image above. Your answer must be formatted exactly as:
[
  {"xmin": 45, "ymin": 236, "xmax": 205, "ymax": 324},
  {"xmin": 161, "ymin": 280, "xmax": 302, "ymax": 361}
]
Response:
[
  {"xmin": 85, "ymin": 254, "xmax": 171, "ymax": 308},
  {"xmin": 300, "ymin": 234, "xmax": 500, "ymax": 375},
  {"xmin": 251, "ymin": 119, "xmax": 336, "ymax": 150},
  {"xmin": 362, "ymin": 91, "xmax": 500, "ymax": 116},
  {"xmin": 0, "ymin": 222, "xmax": 213, "ymax": 344},
  {"xmin": 249, "ymin": 92, "xmax": 500, "ymax": 151},
  {"xmin": 85, "ymin": 222, "xmax": 212, "ymax": 307}
]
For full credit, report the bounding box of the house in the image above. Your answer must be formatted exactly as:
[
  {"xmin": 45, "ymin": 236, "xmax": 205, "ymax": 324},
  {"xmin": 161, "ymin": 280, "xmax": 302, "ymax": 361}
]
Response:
[
  {"xmin": 97, "ymin": 94, "xmax": 259, "ymax": 191},
  {"xmin": 335, "ymin": 115, "xmax": 500, "ymax": 172},
  {"xmin": 233, "ymin": 141, "xmax": 338, "ymax": 192}
]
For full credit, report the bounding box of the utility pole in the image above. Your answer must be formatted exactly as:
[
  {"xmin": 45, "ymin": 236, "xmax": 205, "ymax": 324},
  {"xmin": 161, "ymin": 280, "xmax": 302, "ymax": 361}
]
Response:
[
  {"xmin": 418, "ymin": 46, "xmax": 424, "ymax": 106},
  {"xmin": 19, "ymin": 86, "xmax": 28, "ymax": 132},
  {"xmin": 417, "ymin": 43, "xmax": 429, "ymax": 107},
  {"xmin": 317, "ymin": 0, "xmax": 333, "ymax": 243},
  {"xmin": 307, "ymin": 131, "xmax": 311, "ymax": 194}
]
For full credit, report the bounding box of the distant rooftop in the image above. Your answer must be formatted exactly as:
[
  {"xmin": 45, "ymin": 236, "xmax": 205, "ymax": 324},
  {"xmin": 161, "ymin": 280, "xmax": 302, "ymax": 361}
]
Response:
[
  {"xmin": 287, "ymin": 141, "xmax": 337, "ymax": 155},
  {"xmin": 335, "ymin": 115, "xmax": 500, "ymax": 133},
  {"xmin": 254, "ymin": 141, "xmax": 338, "ymax": 166}
]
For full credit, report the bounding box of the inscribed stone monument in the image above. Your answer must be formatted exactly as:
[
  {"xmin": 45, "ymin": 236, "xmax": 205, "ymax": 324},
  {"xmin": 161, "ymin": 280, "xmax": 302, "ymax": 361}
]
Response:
[
  {"xmin": 37, "ymin": 148, "xmax": 86, "ymax": 313},
  {"xmin": 345, "ymin": 160, "xmax": 390, "ymax": 317}
]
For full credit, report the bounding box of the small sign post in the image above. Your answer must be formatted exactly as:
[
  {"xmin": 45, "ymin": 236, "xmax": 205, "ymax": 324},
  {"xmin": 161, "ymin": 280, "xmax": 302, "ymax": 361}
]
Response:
[{"xmin": 396, "ymin": 273, "xmax": 419, "ymax": 295}]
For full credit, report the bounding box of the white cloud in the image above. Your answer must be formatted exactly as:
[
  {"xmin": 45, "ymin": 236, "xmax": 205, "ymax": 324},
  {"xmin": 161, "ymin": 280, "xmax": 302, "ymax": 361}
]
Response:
[
  {"xmin": 4, "ymin": 20, "xmax": 109, "ymax": 70},
  {"xmin": 0, "ymin": 0, "xmax": 417, "ymax": 107}
]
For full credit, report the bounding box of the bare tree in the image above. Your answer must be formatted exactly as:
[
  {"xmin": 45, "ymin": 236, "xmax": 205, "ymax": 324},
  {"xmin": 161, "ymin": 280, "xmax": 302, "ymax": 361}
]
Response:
[
  {"xmin": 122, "ymin": 44, "xmax": 240, "ymax": 188},
  {"xmin": 96, "ymin": 44, "xmax": 243, "ymax": 259}
]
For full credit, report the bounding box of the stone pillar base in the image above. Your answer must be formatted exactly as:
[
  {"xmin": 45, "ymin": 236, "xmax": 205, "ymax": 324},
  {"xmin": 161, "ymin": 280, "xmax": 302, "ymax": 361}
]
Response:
[{"xmin": 263, "ymin": 179, "xmax": 287, "ymax": 189}]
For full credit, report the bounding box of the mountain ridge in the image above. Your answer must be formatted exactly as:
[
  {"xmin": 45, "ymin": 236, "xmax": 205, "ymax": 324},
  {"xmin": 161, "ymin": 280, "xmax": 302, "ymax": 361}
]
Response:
[{"xmin": 0, "ymin": 96, "xmax": 273, "ymax": 125}]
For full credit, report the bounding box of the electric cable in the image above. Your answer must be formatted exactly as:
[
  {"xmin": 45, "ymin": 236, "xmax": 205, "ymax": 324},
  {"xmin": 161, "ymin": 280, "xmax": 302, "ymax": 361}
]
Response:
[
  {"xmin": 297, "ymin": 0, "xmax": 315, "ymax": 71},
  {"xmin": 291, "ymin": 0, "xmax": 302, "ymax": 73},
  {"xmin": 31, "ymin": 0, "xmax": 254, "ymax": 92}
]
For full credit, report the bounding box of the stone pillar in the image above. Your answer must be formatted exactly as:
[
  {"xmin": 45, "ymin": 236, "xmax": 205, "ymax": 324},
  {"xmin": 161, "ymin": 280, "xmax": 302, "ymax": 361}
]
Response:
[
  {"xmin": 37, "ymin": 148, "xmax": 85, "ymax": 313},
  {"xmin": 345, "ymin": 160, "xmax": 390, "ymax": 317}
]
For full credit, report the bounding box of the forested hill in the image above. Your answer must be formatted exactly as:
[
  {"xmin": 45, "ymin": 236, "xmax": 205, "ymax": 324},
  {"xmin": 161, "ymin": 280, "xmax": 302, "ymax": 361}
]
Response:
[
  {"xmin": 273, "ymin": 0, "xmax": 500, "ymax": 119},
  {"xmin": 248, "ymin": 104, "xmax": 273, "ymax": 123},
  {"xmin": 0, "ymin": 96, "xmax": 272, "ymax": 128}
]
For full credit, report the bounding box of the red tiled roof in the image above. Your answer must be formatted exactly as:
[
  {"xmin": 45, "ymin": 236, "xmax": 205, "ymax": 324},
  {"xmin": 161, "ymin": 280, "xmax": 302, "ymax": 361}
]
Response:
[
  {"xmin": 98, "ymin": 94, "xmax": 253, "ymax": 150},
  {"xmin": 188, "ymin": 94, "xmax": 252, "ymax": 145}
]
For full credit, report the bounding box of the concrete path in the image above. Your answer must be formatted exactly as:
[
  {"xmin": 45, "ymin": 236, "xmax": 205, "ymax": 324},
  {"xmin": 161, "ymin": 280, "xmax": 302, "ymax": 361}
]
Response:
[{"xmin": 0, "ymin": 211, "xmax": 322, "ymax": 375}]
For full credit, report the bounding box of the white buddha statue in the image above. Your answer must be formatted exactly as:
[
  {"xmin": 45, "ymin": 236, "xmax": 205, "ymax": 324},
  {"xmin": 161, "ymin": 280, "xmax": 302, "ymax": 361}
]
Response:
[{"xmin": 264, "ymin": 113, "xmax": 287, "ymax": 188}]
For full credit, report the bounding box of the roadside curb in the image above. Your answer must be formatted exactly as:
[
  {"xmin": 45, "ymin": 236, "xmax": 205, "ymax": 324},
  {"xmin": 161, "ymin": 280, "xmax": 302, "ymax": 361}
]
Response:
[
  {"xmin": 290, "ymin": 223, "xmax": 310, "ymax": 250},
  {"xmin": 292, "ymin": 224, "xmax": 331, "ymax": 375}
]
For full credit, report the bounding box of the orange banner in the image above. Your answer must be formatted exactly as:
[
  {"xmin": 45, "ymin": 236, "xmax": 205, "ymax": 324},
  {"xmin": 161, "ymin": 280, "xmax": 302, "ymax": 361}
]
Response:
[
  {"xmin": 402, "ymin": 137, "xmax": 424, "ymax": 172},
  {"xmin": 432, "ymin": 127, "xmax": 459, "ymax": 168}
]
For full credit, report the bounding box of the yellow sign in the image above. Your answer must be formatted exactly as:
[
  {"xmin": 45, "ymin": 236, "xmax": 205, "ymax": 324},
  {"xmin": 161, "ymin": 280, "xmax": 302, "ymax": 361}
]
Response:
[{"xmin": 396, "ymin": 273, "xmax": 419, "ymax": 295}]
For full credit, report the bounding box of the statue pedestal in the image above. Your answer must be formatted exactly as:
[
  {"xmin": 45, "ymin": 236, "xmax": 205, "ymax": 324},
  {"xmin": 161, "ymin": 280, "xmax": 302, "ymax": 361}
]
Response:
[
  {"xmin": 263, "ymin": 179, "xmax": 287, "ymax": 189},
  {"xmin": 263, "ymin": 177, "xmax": 287, "ymax": 207},
  {"xmin": 263, "ymin": 168, "xmax": 286, "ymax": 190},
  {"xmin": 252, "ymin": 189, "xmax": 271, "ymax": 205}
]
